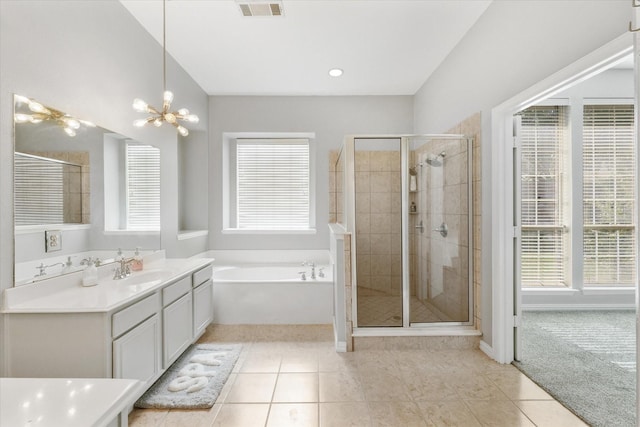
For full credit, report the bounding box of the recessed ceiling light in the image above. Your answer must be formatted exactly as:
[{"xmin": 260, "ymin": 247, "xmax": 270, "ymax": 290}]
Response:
[{"xmin": 328, "ymin": 68, "xmax": 343, "ymax": 77}]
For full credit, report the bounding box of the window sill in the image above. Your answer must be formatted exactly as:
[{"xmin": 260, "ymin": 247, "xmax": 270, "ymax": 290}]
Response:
[
  {"xmin": 103, "ymin": 230, "xmax": 160, "ymax": 236},
  {"xmin": 222, "ymin": 228, "xmax": 317, "ymax": 235},
  {"xmin": 177, "ymin": 230, "xmax": 209, "ymax": 241},
  {"xmin": 15, "ymin": 224, "xmax": 91, "ymax": 235}
]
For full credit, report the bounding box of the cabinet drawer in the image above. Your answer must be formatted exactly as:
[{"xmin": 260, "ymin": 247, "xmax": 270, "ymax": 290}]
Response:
[
  {"xmin": 192, "ymin": 264, "xmax": 213, "ymax": 287},
  {"xmin": 112, "ymin": 293, "xmax": 160, "ymax": 338},
  {"xmin": 162, "ymin": 276, "xmax": 191, "ymax": 307}
]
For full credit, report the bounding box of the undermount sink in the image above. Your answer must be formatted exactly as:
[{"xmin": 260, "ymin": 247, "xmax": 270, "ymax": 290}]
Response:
[{"xmin": 114, "ymin": 269, "xmax": 175, "ymax": 286}]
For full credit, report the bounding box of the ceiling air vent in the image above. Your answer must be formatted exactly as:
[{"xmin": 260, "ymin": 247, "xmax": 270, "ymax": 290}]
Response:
[{"xmin": 237, "ymin": 1, "xmax": 283, "ymax": 17}]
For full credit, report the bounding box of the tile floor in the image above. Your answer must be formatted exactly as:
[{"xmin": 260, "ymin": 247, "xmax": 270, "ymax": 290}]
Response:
[{"xmin": 129, "ymin": 325, "xmax": 588, "ymax": 427}]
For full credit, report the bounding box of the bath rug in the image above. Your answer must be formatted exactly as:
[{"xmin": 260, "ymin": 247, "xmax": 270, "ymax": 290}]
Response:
[{"xmin": 135, "ymin": 343, "xmax": 241, "ymax": 409}]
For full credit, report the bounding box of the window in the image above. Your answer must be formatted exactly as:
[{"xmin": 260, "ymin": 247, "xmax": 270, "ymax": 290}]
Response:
[
  {"xmin": 14, "ymin": 153, "xmax": 65, "ymax": 225},
  {"xmin": 520, "ymin": 106, "xmax": 568, "ymax": 286},
  {"xmin": 583, "ymin": 104, "xmax": 635, "ymax": 285},
  {"xmin": 126, "ymin": 143, "xmax": 160, "ymax": 231},
  {"xmin": 519, "ymin": 102, "xmax": 636, "ymax": 289},
  {"xmin": 235, "ymin": 139, "xmax": 311, "ymax": 230}
]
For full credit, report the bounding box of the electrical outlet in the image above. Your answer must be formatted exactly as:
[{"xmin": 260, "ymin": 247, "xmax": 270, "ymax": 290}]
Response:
[{"xmin": 45, "ymin": 230, "xmax": 62, "ymax": 252}]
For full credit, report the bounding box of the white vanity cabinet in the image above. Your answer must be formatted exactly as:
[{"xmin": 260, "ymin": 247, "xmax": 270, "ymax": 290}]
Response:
[
  {"xmin": 3, "ymin": 259, "xmax": 215, "ymax": 391},
  {"xmin": 192, "ymin": 264, "xmax": 214, "ymax": 339},
  {"xmin": 113, "ymin": 313, "xmax": 162, "ymax": 383},
  {"xmin": 111, "ymin": 293, "xmax": 162, "ymax": 383},
  {"xmin": 162, "ymin": 276, "xmax": 193, "ymax": 368}
]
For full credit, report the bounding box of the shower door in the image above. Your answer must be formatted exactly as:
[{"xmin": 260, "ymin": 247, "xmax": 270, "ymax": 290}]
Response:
[
  {"xmin": 354, "ymin": 138, "xmax": 403, "ymax": 327},
  {"xmin": 408, "ymin": 136, "xmax": 472, "ymax": 325}
]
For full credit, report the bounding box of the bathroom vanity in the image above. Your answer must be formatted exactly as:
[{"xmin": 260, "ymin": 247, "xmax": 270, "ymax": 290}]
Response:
[
  {"xmin": 0, "ymin": 378, "xmax": 146, "ymax": 427},
  {"xmin": 2, "ymin": 256, "xmax": 214, "ymax": 391}
]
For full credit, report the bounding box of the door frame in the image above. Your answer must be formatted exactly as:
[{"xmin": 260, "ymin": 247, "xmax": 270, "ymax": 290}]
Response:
[{"xmin": 489, "ymin": 33, "xmax": 634, "ymax": 365}]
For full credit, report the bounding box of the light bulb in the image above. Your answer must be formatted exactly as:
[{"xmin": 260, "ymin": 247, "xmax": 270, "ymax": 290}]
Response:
[
  {"xmin": 14, "ymin": 95, "xmax": 30, "ymax": 104},
  {"xmin": 133, "ymin": 119, "xmax": 148, "ymax": 128},
  {"xmin": 329, "ymin": 68, "xmax": 344, "ymax": 77},
  {"xmin": 28, "ymin": 101, "xmax": 47, "ymax": 113},
  {"xmin": 178, "ymin": 108, "xmax": 189, "ymax": 116},
  {"xmin": 64, "ymin": 127, "xmax": 76, "ymax": 137},
  {"xmin": 65, "ymin": 118, "xmax": 81, "ymax": 129},
  {"xmin": 14, "ymin": 113, "xmax": 31, "ymax": 123},
  {"xmin": 163, "ymin": 91, "xmax": 174, "ymax": 104},
  {"xmin": 177, "ymin": 125, "xmax": 188, "ymax": 136},
  {"xmin": 153, "ymin": 118, "xmax": 163, "ymax": 127},
  {"xmin": 132, "ymin": 98, "xmax": 148, "ymax": 112},
  {"xmin": 184, "ymin": 114, "xmax": 199, "ymax": 123}
]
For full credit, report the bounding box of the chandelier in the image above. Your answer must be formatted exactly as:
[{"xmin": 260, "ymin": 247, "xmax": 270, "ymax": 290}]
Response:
[
  {"xmin": 132, "ymin": 0, "xmax": 198, "ymax": 136},
  {"xmin": 14, "ymin": 95, "xmax": 95, "ymax": 137}
]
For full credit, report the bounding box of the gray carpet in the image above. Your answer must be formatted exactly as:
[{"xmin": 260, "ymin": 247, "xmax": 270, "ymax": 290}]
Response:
[
  {"xmin": 514, "ymin": 311, "xmax": 635, "ymax": 427},
  {"xmin": 135, "ymin": 343, "xmax": 241, "ymax": 409}
]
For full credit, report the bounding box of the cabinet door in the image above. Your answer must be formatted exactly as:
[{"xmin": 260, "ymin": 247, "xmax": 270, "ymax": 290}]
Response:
[
  {"xmin": 193, "ymin": 279, "xmax": 213, "ymax": 338},
  {"xmin": 113, "ymin": 313, "xmax": 161, "ymax": 383},
  {"xmin": 163, "ymin": 292, "xmax": 193, "ymax": 368}
]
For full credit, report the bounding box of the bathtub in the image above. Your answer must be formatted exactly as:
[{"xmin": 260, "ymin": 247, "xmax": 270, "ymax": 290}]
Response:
[{"xmin": 208, "ymin": 255, "xmax": 334, "ymax": 324}]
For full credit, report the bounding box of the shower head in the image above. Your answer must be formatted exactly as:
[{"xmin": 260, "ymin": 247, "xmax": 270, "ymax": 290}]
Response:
[{"xmin": 426, "ymin": 151, "xmax": 446, "ymax": 167}]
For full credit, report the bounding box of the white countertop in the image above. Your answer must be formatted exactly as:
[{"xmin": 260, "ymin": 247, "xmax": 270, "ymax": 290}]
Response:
[
  {"xmin": 2, "ymin": 257, "xmax": 213, "ymax": 313},
  {"xmin": 0, "ymin": 378, "xmax": 146, "ymax": 427}
]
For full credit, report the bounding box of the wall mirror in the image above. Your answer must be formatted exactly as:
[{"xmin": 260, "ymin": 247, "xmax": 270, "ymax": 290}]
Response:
[{"xmin": 13, "ymin": 94, "xmax": 161, "ymax": 285}]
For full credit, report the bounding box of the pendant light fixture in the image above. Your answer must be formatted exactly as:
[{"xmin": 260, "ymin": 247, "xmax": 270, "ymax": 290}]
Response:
[
  {"xmin": 14, "ymin": 94, "xmax": 96, "ymax": 137},
  {"xmin": 132, "ymin": 0, "xmax": 198, "ymax": 136}
]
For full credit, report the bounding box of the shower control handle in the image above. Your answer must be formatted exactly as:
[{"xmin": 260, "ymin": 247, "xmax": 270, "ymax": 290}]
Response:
[
  {"xmin": 414, "ymin": 220, "xmax": 424, "ymax": 234},
  {"xmin": 433, "ymin": 222, "xmax": 449, "ymax": 238}
]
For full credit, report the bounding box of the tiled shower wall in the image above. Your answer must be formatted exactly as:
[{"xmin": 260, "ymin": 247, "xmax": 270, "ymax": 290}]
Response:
[
  {"xmin": 354, "ymin": 150, "xmax": 402, "ymax": 295},
  {"xmin": 413, "ymin": 138, "xmax": 470, "ymax": 321}
]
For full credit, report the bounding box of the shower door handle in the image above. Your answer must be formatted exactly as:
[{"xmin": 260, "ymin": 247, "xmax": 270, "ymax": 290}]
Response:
[
  {"xmin": 415, "ymin": 220, "xmax": 424, "ymax": 233},
  {"xmin": 433, "ymin": 222, "xmax": 448, "ymax": 238}
]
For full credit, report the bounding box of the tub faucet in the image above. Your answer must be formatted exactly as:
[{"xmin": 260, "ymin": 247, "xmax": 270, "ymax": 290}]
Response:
[{"xmin": 303, "ymin": 261, "xmax": 316, "ymax": 280}]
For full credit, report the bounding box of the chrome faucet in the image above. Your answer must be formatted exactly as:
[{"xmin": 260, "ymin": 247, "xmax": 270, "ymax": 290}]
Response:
[
  {"xmin": 302, "ymin": 261, "xmax": 316, "ymax": 280},
  {"xmin": 113, "ymin": 257, "xmax": 134, "ymax": 280},
  {"xmin": 34, "ymin": 262, "xmax": 64, "ymax": 277}
]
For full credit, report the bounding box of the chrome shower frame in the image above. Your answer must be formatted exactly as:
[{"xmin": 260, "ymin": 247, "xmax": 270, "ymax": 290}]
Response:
[{"xmin": 345, "ymin": 134, "xmax": 475, "ymax": 334}]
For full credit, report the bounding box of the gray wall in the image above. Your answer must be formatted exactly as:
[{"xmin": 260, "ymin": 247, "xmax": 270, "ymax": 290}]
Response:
[
  {"xmin": 412, "ymin": 0, "xmax": 630, "ymax": 347},
  {"xmin": 0, "ymin": 1, "xmax": 209, "ymax": 373},
  {"xmin": 209, "ymin": 96, "xmax": 413, "ymax": 250}
]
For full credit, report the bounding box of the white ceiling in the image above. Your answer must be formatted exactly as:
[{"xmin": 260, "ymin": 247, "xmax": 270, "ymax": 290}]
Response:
[{"xmin": 120, "ymin": 0, "xmax": 492, "ymax": 96}]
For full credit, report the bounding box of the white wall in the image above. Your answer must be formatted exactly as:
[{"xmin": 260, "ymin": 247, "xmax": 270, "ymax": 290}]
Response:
[
  {"xmin": 208, "ymin": 96, "xmax": 413, "ymax": 250},
  {"xmin": 0, "ymin": 0, "xmax": 209, "ymax": 374},
  {"xmin": 412, "ymin": 0, "xmax": 630, "ymax": 347}
]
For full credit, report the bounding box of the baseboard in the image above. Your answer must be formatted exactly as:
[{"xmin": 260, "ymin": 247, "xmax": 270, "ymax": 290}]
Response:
[
  {"xmin": 479, "ymin": 340, "xmax": 495, "ymax": 360},
  {"xmin": 523, "ymin": 304, "xmax": 635, "ymax": 311}
]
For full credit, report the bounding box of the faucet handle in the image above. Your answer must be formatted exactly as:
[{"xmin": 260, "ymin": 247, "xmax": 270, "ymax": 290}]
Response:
[
  {"xmin": 318, "ymin": 267, "xmax": 325, "ymax": 278},
  {"xmin": 298, "ymin": 271, "xmax": 307, "ymax": 280}
]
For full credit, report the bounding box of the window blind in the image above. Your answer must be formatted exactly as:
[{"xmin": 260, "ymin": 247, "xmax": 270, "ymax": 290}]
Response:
[
  {"xmin": 126, "ymin": 144, "xmax": 160, "ymax": 231},
  {"xmin": 236, "ymin": 139, "xmax": 310, "ymax": 230},
  {"xmin": 583, "ymin": 104, "xmax": 635, "ymax": 285},
  {"xmin": 520, "ymin": 106, "xmax": 567, "ymax": 286},
  {"xmin": 15, "ymin": 153, "xmax": 65, "ymax": 225}
]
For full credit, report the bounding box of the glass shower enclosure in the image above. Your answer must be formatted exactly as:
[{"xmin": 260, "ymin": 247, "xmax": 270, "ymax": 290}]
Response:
[{"xmin": 343, "ymin": 135, "xmax": 473, "ymax": 328}]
